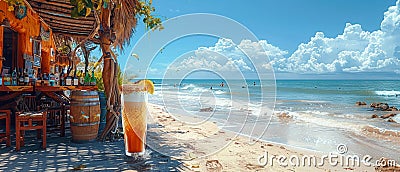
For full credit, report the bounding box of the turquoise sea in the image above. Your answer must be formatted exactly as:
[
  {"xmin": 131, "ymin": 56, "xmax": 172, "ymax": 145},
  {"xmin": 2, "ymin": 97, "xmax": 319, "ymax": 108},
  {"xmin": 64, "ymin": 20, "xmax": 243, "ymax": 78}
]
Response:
[{"xmin": 148, "ymin": 79, "xmax": 400, "ymax": 160}]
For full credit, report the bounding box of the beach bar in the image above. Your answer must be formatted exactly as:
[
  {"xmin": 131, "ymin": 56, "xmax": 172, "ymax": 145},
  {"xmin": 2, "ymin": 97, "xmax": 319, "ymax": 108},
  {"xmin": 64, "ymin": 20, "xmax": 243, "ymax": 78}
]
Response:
[{"xmin": 0, "ymin": 0, "xmax": 99, "ymax": 150}]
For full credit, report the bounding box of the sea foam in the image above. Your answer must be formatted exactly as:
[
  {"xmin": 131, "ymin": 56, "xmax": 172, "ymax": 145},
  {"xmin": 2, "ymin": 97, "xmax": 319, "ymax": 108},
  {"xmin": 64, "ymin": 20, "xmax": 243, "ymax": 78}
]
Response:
[{"xmin": 375, "ymin": 90, "xmax": 400, "ymax": 96}]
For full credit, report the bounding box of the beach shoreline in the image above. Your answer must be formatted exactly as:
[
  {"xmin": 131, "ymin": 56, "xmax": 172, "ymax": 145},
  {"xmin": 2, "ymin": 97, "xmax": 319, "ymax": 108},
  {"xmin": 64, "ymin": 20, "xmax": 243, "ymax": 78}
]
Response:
[{"xmin": 146, "ymin": 103, "xmax": 398, "ymax": 171}]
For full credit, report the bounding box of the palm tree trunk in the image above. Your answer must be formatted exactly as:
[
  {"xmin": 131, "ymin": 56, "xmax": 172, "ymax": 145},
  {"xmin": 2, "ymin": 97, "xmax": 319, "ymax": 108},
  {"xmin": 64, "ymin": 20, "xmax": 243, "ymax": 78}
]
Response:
[{"xmin": 98, "ymin": 7, "xmax": 122, "ymax": 141}]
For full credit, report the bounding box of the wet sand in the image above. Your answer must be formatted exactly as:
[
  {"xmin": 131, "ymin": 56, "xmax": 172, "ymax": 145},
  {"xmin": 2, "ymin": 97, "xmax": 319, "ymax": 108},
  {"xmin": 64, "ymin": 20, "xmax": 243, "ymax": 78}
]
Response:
[{"xmin": 146, "ymin": 103, "xmax": 400, "ymax": 171}]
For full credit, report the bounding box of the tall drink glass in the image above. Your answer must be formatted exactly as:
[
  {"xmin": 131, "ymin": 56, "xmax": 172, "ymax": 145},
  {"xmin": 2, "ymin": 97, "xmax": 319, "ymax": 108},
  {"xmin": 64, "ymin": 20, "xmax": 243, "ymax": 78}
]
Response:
[{"xmin": 122, "ymin": 84, "xmax": 148, "ymax": 157}]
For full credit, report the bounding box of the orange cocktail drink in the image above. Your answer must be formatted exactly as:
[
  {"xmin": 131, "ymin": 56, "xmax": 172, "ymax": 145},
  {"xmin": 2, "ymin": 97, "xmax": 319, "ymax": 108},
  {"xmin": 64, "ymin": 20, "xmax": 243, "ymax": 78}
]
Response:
[{"xmin": 122, "ymin": 84, "xmax": 148, "ymax": 156}]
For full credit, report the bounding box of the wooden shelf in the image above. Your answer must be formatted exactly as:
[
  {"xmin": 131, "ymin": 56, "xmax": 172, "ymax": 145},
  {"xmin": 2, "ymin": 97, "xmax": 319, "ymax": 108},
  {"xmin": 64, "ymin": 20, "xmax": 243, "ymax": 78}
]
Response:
[
  {"xmin": 0, "ymin": 85, "xmax": 97, "ymax": 92},
  {"xmin": 0, "ymin": 86, "xmax": 33, "ymax": 92},
  {"xmin": 36, "ymin": 86, "xmax": 98, "ymax": 92}
]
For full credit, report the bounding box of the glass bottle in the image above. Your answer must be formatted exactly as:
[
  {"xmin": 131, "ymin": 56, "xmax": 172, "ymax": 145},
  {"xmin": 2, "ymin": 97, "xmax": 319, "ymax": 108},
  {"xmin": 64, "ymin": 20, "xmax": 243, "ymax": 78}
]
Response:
[
  {"xmin": 73, "ymin": 70, "xmax": 78, "ymax": 86},
  {"xmin": 79, "ymin": 70, "xmax": 85, "ymax": 86},
  {"xmin": 32, "ymin": 70, "xmax": 37, "ymax": 86},
  {"xmin": 3, "ymin": 73, "xmax": 10, "ymax": 86},
  {"xmin": 24, "ymin": 69, "xmax": 29, "ymax": 86},
  {"xmin": 90, "ymin": 70, "xmax": 96, "ymax": 86},
  {"xmin": 0, "ymin": 68, "xmax": 3, "ymax": 86},
  {"xmin": 60, "ymin": 67, "xmax": 65, "ymax": 86},
  {"xmin": 65, "ymin": 73, "xmax": 72, "ymax": 86},
  {"xmin": 11, "ymin": 68, "xmax": 17, "ymax": 86},
  {"xmin": 18, "ymin": 68, "xmax": 24, "ymax": 86},
  {"xmin": 84, "ymin": 71, "xmax": 90, "ymax": 86},
  {"xmin": 36, "ymin": 69, "xmax": 42, "ymax": 86},
  {"xmin": 54, "ymin": 69, "xmax": 60, "ymax": 86}
]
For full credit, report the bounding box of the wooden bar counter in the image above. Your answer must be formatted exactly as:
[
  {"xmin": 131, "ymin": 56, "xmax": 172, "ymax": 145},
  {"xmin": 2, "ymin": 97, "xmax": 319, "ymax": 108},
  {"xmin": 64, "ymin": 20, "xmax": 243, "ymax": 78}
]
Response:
[
  {"xmin": 0, "ymin": 85, "xmax": 98, "ymax": 109},
  {"xmin": 0, "ymin": 86, "xmax": 98, "ymax": 92}
]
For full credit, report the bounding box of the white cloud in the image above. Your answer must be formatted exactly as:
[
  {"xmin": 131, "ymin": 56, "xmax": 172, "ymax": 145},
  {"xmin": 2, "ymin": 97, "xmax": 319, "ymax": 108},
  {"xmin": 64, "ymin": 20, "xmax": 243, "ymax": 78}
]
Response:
[
  {"xmin": 169, "ymin": 38, "xmax": 286, "ymax": 76},
  {"xmin": 272, "ymin": 0, "xmax": 400, "ymax": 74},
  {"xmin": 170, "ymin": 0, "xmax": 400, "ymax": 76}
]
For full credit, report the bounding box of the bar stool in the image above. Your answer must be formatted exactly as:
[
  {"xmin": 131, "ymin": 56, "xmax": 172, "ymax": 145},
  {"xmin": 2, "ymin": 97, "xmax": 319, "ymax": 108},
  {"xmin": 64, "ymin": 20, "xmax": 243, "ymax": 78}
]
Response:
[
  {"xmin": 15, "ymin": 111, "xmax": 47, "ymax": 151},
  {"xmin": 0, "ymin": 110, "xmax": 11, "ymax": 147}
]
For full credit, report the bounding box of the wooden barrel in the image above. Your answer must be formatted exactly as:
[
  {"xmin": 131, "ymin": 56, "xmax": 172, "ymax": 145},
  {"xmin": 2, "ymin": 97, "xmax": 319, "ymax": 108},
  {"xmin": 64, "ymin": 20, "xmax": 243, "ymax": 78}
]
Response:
[{"xmin": 70, "ymin": 91, "xmax": 100, "ymax": 143}]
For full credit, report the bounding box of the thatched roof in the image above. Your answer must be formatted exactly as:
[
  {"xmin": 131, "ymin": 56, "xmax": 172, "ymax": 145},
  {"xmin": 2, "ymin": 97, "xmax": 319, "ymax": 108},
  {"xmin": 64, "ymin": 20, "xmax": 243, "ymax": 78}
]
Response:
[{"xmin": 26, "ymin": 0, "xmax": 139, "ymax": 48}]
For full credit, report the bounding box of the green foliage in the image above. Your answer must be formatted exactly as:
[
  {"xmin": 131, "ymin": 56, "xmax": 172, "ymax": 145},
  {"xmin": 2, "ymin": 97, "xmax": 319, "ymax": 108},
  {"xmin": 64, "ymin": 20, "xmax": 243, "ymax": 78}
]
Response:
[
  {"xmin": 71, "ymin": 0, "xmax": 94, "ymax": 17},
  {"xmin": 137, "ymin": 0, "xmax": 163, "ymax": 31}
]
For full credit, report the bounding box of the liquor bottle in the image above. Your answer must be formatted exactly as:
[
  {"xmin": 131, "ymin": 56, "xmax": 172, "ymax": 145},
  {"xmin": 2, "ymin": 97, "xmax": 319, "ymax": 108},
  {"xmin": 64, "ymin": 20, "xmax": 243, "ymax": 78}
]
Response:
[
  {"xmin": 36, "ymin": 69, "xmax": 42, "ymax": 86},
  {"xmin": 73, "ymin": 70, "xmax": 78, "ymax": 86},
  {"xmin": 79, "ymin": 70, "xmax": 85, "ymax": 86},
  {"xmin": 18, "ymin": 68, "xmax": 24, "ymax": 86},
  {"xmin": 49, "ymin": 71, "xmax": 55, "ymax": 86},
  {"xmin": 32, "ymin": 70, "xmax": 37, "ymax": 86},
  {"xmin": 84, "ymin": 71, "xmax": 90, "ymax": 86},
  {"xmin": 90, "ymin": 70, "xmax": 96, "ymax": 86},
  {"xmin": 11, "ymin": 68, "xmax": 17, "ymax": 86},
  {"xmin": 65, "ymin": 73, "xmax": 72, "ymax": 86},
  {"xmin": 3, "ymin": 72, "xmax": 10, "ymax": 86},
  {"xmin": 42, "ymin": 73, "xmax": 48, "ymax": 86},
  {"xmin": 24, "ymin": 69, "xmax": 29, "ymax": 86},
  {"xmin": 0, "ymin": 69, "xmax": 2, "ymax": 86},
  {"xmin": 54, "ymin": 69, "xmax": 60, "ymax": 86},
  {"xmin": 60, "ymin": 68, "xmax": 65, "ymax": 86}
]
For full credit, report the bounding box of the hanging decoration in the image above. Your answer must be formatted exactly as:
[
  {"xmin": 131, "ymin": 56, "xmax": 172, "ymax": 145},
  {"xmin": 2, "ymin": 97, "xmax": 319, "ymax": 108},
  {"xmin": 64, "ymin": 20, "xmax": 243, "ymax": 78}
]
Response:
[
  {"xmin": 14, "ymin": 5, "xmax": 27, "ymax": 19},
  {"xmin": 40, "ymin": 24, "xmax": 50, "ymax": 41}
]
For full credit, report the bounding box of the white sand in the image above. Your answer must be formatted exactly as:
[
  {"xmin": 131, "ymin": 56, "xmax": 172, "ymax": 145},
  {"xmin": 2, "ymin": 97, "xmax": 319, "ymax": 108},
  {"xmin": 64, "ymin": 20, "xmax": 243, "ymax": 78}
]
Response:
[{"xmin": 145, "ymin": 103, "xmax": 400, "ymax": 171}]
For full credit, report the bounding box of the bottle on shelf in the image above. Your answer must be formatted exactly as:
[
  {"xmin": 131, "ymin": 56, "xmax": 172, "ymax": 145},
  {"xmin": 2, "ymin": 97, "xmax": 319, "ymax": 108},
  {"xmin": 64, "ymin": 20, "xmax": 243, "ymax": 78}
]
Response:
[
  {"xmin": 54, "ymin": 69, "xmax": 60, "ymax": 86},
  {"xmin": 73, "ymin": 70, "xmax": 79, "ymax": 86},
  {"xmin": 18, "ymin": 68, "xmax": 24, "ymax": 86},
  {"xmin": 36, "ymin": 69, "xmax": 42, "ymax": 86},
  {"xmin": 24, "ymin": 69, "xmax": 29, "ymax": 86},
  {"xmin": 3, "ymin": 71, "xmax": 10, "ymax": 86},
  {"xmin": 0, "ymin": 68, "xmax": 3, "ymax": 86},
  {"xmin": 90, "ymin": 70, "xmax": 96, "ymax": 86},
  {"xmin": 60, "ymin": 67, "xmax": 65, "ymax": 86},
  {"xmin": 49, "ymin": 71, "xmax": 55, "ymax": 86},
  {"xmin": 11, "ymin": 68, "xmax": 17, "ymax": 86},
  {"xmin": 79, "ymin": 70, "xmax": 85, "ymax": 86},
  {"xmin": 84, "ymin": 70, "xmax": 90, "ymax": 86},
  {"xmin": 32, "ymin": 70, "xmax": 37, "ymax": 86},
  {"xmin": 65, "ymin": 72, "xmax": 72, "ymax": 86}
]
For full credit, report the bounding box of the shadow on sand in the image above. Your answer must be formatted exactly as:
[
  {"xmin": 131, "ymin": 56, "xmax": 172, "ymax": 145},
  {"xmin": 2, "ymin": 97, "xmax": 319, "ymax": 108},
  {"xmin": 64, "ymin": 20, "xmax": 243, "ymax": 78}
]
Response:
[{"xmin": 0, "ymin": 124, "xmax": 187, "ymax": 171}]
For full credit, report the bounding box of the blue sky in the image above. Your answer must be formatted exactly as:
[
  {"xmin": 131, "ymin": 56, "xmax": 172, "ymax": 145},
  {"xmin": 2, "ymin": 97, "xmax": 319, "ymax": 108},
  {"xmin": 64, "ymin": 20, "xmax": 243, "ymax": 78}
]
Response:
[{"xmin": 118, "ymin": 0, "xmax": 400, "ymax": 79}]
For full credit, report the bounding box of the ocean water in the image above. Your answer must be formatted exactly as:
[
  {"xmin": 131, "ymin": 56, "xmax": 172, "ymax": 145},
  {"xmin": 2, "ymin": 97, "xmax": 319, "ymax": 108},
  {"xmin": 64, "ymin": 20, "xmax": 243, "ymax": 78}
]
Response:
[{"xmin": 148, "ymin": 79, "xmax": 400, "ymax": 159}]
